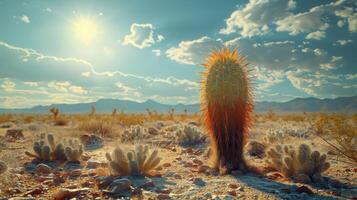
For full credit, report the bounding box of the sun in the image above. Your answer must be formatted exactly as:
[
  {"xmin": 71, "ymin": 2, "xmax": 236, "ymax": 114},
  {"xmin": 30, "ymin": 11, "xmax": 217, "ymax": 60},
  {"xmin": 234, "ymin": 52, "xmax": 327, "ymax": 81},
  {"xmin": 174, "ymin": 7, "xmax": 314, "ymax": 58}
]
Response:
[{"xmin": 72, "ymin": 17, "xmax": 98, "ymax": 45}]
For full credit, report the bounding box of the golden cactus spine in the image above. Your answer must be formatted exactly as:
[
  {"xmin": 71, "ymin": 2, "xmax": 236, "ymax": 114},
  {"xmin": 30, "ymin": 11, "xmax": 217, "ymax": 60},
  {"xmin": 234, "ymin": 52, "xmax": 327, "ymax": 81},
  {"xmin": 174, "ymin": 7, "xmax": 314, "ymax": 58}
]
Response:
[{"xmin": 201, "ymin": 48, "xmax": 253, "ymax": 173}]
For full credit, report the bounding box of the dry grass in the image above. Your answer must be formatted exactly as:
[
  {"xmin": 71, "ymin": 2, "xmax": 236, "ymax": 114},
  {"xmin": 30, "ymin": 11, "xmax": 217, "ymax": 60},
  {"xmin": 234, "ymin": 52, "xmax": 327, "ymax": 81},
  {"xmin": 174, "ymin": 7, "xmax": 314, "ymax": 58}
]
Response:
[
  {"xmin": 311, "ymin": 113, "xmax": 357, "ymax": 164},
  {"xmin": 78, "ymin": 119, "xmax": 114, "ymax": 137}
]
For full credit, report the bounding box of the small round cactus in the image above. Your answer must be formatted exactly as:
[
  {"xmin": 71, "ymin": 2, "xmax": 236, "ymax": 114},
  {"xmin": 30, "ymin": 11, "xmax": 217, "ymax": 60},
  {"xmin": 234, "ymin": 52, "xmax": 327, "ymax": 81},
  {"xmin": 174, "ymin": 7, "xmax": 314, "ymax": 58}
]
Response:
[{"xmin": 201, "ymin": 48, "xmax": 253, "ymax": 173}]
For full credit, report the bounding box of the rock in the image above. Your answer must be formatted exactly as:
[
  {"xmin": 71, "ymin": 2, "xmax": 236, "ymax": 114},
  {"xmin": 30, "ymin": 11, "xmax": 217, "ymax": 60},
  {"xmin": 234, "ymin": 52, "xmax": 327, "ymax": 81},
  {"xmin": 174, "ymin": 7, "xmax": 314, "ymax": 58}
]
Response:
[
  {"xmin": 204, "ymin": 192, "xmax": 212, "ymax": 199},
  {"xmin": 148, "ymin": 127, "xmax": 159, "ymax": 135},
  {"xmin": 162, "ymin": 163, "xmax": 171, "ymax": 168},
  {"xmin": 175, "ymin": 157, "xmax": 182, "ymax": 161},
  {"xmin": 227, "ymin": 190, "xmax": 237, "ymax": 196},
  {"xmin": 266, "ymin": 172, "xmax": 284, "ymax": 180},
  {"xmin": 192, "ymin": 177, "xmax": 206, "ymax": 187},
  {"xmin": 198, "ymin": 165, "xmax": 209, "ymax": 173},
  {"xmin": 228, "ymin": 183, "xmax": 239, "ymax": 189},
  {"xmin": 237, "ymin": 186, "xmax": 244, "ymax": 192},
  {"xmin": 294, "ymin": 173, "xmax": 312, "ymax": 183},
  {"xmin": 157, "ymin": 194, "xmax": 170, "ymax": 199},
  {"xmin": 247, "ymin": 141, "xmax": 266, "ymax": 158},
  {"xmin": 0, "ymin": 123, "xmax": 13, "ymax": 128},
  {"xmin": 35, "ymin": 164, "xmax": 51, "ymax": 174},
  {"xmin": 188, "ymin": 121, "xmax": 199, "ymax": 126},
  {"xmin": 156, "ymin": 188, "xmax": 172, "ymax": 194},
  {"xmin": 69, "ymin": 169, "xmax": 82, "ymax": 177},
  {"xmin": 193, "ymin": 158, "xmax": 203, "ymax": 165},
  {"xmin": 23, "ymin": 187, "xmax": 44, "ymax": 196},
  {"xmin": 155, "ymin": 166, "xmax": 163, "ymax": 171},
  {"xmin": 110, "ymin": 178, "xmax": 132, "ymax": 193},
  {"xmin": 54, "ymin": 188, "xmax": 90, "ymax": 200},
  {"xmin": 5, "ymin": 129, "xmax": 24, "ymax": 140},
  {"xmin": 86, "ymin": 159, "xmax": 102, "ymax": 168},
  {"xmin": 296, "ymin": 186, "xmax": 313, "ymax": 195},
  {"xmin": 223, "ymin": 194, "xmax": 235, "ymax": 199}
]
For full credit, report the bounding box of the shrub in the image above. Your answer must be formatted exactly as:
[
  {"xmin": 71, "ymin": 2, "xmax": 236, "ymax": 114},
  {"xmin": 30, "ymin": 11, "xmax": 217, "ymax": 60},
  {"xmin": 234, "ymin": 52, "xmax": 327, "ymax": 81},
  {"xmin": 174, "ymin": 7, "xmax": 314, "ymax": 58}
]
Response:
[
  {"xmin": 78, "ymin": 119, "xmax": 113, "ymax": 137},
  {"xmin": 176, "ymin": 125, "xmax": 206, "ymax": 146},
  {"xmin": 106, "ymin": 145, "xmax": 161, "ymax": 176},
  {"xmin": 266, "ymin": 143, "xmax": 330, "ymax": 183}
]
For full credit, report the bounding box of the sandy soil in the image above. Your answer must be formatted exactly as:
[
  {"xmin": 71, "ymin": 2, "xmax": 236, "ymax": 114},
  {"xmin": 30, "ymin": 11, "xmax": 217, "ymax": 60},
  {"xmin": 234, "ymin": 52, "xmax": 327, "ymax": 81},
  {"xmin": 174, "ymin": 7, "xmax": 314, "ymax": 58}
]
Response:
[{"xmin": 0, "ymin": 119, "xmax": 356, "ymax": 200}]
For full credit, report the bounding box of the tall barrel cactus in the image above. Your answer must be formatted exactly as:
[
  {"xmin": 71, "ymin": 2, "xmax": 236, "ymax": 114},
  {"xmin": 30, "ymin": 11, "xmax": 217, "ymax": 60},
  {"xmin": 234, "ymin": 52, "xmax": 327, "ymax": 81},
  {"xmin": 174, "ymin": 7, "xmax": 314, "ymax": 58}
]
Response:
[{"xmin": 201, "ymin": 48, "xmax": 253, "ymax": 173}]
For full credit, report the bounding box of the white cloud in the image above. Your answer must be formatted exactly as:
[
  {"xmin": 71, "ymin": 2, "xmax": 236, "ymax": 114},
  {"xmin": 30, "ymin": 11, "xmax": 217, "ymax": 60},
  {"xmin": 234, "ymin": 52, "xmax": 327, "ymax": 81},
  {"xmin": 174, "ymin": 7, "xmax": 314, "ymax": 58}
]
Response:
[
  {"xmin": 345, "ymin": 73, "xmax": 357, "ymax": 80},
  {"xmin": 19, "ymin": 15, "xmax": 30, "ymax": 23},
  {"xmin": 333, "ymin": 39, "xmax": 353, "ymax": 46},
  {"xmin": 220, "ymin": 0, "xmax": 296, "ymax": 37},
  {"xmin": 46, "ymin": 8, "xmax": 52, "ymax": 12},
  {"xmin": 335, "ymin": 6, "xmax": 357, "ymax": 33},
  {"xmin": 24, "ymin": 81, "xmax": 39, "ymax": 87},
  {"xmin": 275, "ymin": 0, "xmax": 348, "ymax": 35},
  {"xmin": 320, "ymin": 56, "xmax": 343, "ymax": 70},
  {"xmin": 152, "ymin": 49, "xmax": 161, "ymax": 56},
  {"xmin": 166, "ymin": 36, "xmax": 223, "ymax": 65},
  {"xmin": 157, "ymin": 35, "xmax": 165, "ymax": 42},
  {"xmin": 47, "ymin": 81, "xmax": 88, "ymax": 94},
  {"xmin": 305, "ymin": 31, "xmax": 326, "ymax": 40},
  {"xmin": 123, "ymin": 23, "xmax": 156, "ymax": 48}
]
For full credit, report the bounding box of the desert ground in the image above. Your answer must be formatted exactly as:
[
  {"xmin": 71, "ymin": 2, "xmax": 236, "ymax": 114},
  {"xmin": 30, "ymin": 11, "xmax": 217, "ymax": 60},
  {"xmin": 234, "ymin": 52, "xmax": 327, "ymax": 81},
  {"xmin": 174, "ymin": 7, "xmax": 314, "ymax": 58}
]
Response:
[{"xmin": 0, "ymin": 112, "xmax": 356, "ymax": 200}]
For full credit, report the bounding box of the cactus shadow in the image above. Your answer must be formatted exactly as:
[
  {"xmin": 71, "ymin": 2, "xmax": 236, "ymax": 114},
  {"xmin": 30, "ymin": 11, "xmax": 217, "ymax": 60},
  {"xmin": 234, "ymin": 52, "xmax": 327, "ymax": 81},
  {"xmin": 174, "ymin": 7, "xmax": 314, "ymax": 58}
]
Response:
[{"xmin": 232, "ymin": 174, "xmax": 341, "ymax": 200}]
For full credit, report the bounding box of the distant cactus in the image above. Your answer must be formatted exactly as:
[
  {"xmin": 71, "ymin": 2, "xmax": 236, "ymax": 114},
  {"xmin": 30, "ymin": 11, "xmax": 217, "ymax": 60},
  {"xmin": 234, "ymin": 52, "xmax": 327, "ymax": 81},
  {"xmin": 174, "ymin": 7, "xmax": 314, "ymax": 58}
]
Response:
[
  {"xmin": 0, "ymin": 160, "xmax": 7, "ymax": 174},
  {"xmin": 112, "ymin": 108, "xmax": 117, "ymax": 117},
  {"xmin": 176, "ymin": 125, "xmax": 206, "ymax": 146},
  {"xmin": 201, "ymin": 48, "xmax": 253, "ymax": 173},
  {"xmin": 106, "ymin": 145, "xmax": 161, "ymax": 176},
  {"xmin": 63, "ymin": 139, "xmax": 83, "ymax": 162},
  {"xmin": 90, "ymin": 104, "xmax": 96, "ymax": 117},
  {"xmin": 25, "ymin": 133, "xmax": 66, "ymax": 161},
  {"xmin": 266, "ymin": 143, "xmax": 330, "ymax": 183},
  {"xmin": 49, "ymin": 107, "xmax": 59, "ymax": 120}
]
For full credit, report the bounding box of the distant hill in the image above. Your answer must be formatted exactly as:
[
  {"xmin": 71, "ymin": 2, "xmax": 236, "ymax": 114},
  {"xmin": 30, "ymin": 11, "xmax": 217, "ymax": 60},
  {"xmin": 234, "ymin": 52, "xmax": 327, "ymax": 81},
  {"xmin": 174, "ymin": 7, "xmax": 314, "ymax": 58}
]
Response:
[{"xmin": 0, "ymin": 96, "xmax": 356, "ymax": 114}]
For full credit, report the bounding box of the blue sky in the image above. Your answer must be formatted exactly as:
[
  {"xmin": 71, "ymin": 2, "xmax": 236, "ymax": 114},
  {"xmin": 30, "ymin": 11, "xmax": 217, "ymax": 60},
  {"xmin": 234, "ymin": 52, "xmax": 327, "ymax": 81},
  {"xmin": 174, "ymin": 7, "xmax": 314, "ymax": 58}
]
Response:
[{"xmin": 0, "ymin": 0, "xmax": 356, "ymax": 108}]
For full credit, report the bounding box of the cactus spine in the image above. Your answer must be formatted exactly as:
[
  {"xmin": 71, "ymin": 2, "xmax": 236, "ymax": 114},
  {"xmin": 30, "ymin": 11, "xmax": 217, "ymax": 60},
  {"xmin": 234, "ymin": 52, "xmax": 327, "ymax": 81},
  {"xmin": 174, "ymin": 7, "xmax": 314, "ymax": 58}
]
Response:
[{"xmin": 201, "ymin": 48, "xmax": 253, "ymax": 173}]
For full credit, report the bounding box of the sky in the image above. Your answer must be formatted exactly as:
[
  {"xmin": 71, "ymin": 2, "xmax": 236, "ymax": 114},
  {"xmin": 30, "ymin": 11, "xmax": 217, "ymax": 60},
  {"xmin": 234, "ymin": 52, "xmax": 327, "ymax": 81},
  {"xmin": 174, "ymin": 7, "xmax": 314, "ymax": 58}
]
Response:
[{"xmin": 0, "ymin": 0, "xmax": 356, "ymax": 108}]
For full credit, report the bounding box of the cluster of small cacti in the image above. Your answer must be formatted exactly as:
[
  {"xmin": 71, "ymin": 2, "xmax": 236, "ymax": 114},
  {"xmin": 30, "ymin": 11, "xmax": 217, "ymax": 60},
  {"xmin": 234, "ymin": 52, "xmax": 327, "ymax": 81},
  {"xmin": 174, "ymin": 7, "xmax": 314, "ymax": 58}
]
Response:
[
  {"xmin": 176, "ymin": 125, "xmax": 206, "ymax": 146},
  {"xmin": 120, "ymin": 125, "xmax": 148, "ymax": 143},
  {"xmin": 200, "ymin": 48, "xmax": 253, "ymax": 172},
  {"xmin": 63, "ymin": 139, "xmax": 84, "ymax": 162},
  {"xmin": 25, "ymin": 134, "xmax": 83, "ymax": 163},
  {"xmin": 266, "ymin": 143, "xmax": 330, "ymax": 183},
  {"xmin": 0, "ymin": 160, "xmax": 7, "ymax": 174},
  {"xmin": 25, "ymin": 133, "xmax": 66, "ymax": 161},
  {"xmin": 106, "ymin": 145, "xmax": 160, "ymax": 176},
  {"xmin": 264, "ymin": 127, "xmax": 309, "ymax": 145},
  {"xmin": 263, "ymin": 129, "xmax": 286, "ymax": 144}
]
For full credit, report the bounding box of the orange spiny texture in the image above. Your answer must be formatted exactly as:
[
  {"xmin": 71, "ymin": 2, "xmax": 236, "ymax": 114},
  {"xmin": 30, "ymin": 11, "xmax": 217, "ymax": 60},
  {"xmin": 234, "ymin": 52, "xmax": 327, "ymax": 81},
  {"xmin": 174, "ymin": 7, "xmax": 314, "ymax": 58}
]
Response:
[{"xmin": 201, "ymin": 48, "xmax": 253, "ymax": 173}]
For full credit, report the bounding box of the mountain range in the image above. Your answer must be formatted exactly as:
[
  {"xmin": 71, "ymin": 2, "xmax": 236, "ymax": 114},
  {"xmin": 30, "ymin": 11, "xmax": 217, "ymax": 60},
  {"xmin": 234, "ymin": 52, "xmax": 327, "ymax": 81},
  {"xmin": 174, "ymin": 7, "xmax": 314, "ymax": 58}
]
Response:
[{"xmin": 0, "ymin": 96, "xmax": 356, "ymax": 114}]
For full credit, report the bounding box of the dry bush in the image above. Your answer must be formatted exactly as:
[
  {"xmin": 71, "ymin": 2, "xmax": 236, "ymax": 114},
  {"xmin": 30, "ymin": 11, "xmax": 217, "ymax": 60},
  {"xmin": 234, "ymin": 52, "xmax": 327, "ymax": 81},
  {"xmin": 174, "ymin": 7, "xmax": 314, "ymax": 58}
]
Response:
[
  {"xmin": 0, "ymin": 114, "xmax": 13, "ymax": 124},
  {"xmin": 78, "ymin": 119, "xmax": 113, "ymax": 137},
  {"xmin": 54, "ymin": 117, "xmax": 69, "ymax": 126},
  {"xmin": 311, "ymin": 113, "xmax": 357, "ymax": 164},
  {"xmin": 280, "ymin": 114, "xmax": 305, "ymax": 122}
]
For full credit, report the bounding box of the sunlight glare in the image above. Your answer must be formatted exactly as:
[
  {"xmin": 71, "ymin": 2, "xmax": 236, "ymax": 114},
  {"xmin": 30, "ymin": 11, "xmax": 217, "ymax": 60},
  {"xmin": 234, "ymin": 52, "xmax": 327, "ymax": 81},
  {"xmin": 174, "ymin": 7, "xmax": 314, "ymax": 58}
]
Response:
[{"xmin": 73, "ymin": 17, "xmax": 98, "ymax": 45}]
